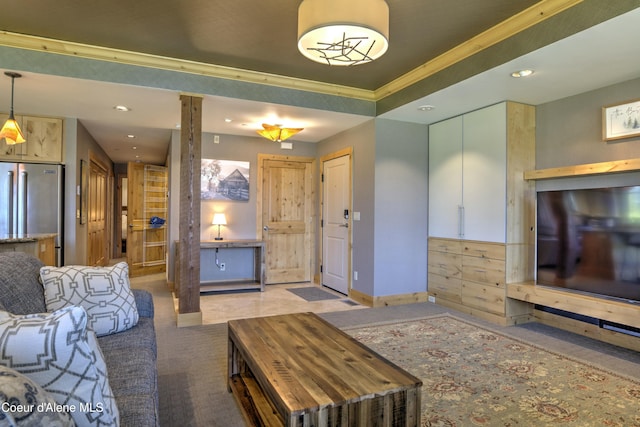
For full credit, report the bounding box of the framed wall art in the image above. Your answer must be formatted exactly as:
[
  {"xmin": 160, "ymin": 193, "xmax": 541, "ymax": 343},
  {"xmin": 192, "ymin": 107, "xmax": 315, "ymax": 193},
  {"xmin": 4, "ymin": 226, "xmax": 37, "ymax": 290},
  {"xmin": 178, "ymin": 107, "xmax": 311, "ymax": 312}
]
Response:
[
  {"xmin": 201, "ymin": 159, "xmax": 250, "ymax": 201},
  {"xmin": 603, "ymin": 98, "xmax": 640, "ymax": 141}
]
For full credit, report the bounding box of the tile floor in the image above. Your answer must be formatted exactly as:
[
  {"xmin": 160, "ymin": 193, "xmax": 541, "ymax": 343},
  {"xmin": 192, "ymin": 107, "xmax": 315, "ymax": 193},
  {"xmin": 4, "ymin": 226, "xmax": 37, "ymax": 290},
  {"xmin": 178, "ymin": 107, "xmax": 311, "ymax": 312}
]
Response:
[{"xmin": 176, "ymin": 283, "xmax": 366, "ymax": 325}]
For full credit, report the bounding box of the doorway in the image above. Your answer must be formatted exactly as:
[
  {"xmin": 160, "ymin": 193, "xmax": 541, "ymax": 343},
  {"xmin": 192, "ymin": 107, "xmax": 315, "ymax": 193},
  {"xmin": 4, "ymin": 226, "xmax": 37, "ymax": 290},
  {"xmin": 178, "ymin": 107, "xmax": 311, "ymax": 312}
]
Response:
[
  {"xmin": 321, "ymin": 148, "xmax": 352, "ymax": 295},
  {"xmin": 115, "ymin": 174, "xmax": 128, "ymax": 258},
  {"xmin": 87, "ymin": 157, "xmax": 109, "ymax": 266},
  {"xmin": 127, "ymin": 162, "xmax": 168, "ymax": 277},
  {"xmin": 257, "ymin": 154, "xmax": 315, "ymax": 284}
]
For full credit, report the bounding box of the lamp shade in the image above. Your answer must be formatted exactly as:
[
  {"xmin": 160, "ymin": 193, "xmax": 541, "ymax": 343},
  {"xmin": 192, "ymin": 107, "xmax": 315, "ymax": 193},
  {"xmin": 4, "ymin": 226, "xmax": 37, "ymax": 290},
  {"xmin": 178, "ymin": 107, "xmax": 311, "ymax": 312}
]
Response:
[
  {"xmin": 212, "ymin": 213, "xmax": 227, "ymax": 226},
  {"xmin": 1, "ymin": 72, "xmax": 26, "ymax": 145},
  {"xmin": 0, "ymin": 116, "xmax": 26, "ymax": 145},
  {"xmin": 256, "ymin": 124, "xmax": 303, "ymax": 142},
  {"xmin": 298, "ymin": 0, "xmax": 389, "ymax": 66}
]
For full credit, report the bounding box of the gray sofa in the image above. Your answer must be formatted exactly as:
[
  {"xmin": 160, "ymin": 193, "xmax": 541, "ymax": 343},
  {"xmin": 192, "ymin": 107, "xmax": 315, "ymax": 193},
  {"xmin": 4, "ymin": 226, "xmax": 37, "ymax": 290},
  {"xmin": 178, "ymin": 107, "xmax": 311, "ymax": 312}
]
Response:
[{"xmin": 0, "ymin": 252, "xmax": 159, "ymax": 427}]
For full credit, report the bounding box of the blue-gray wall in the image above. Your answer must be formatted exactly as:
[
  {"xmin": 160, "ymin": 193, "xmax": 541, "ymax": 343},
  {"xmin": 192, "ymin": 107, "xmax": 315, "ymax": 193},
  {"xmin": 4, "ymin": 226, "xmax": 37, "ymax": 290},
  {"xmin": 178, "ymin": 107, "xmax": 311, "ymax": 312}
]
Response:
[
  {"xmin": 373, "ymin": 119, "xmax": 429, "ymax": 296},
  {"xmin": 536, "ymin": 77, "xmax": 640, "ymax": 192}
]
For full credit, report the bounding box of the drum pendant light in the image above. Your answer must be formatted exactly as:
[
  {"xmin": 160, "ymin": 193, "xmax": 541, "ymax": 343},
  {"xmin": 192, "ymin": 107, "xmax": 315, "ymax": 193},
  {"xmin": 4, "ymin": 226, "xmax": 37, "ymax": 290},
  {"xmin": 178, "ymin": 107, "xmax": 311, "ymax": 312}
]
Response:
[{"xmin": 297, "ymin": 0, "xmax": 389, "ymax": 66}]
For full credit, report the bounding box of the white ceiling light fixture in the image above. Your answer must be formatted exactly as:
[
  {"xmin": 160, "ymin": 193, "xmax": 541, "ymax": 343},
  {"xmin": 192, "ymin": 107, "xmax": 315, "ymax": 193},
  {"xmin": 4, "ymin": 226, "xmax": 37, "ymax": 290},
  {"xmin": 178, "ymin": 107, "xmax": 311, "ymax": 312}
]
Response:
[
  {"xmin": 298, "ymin": 0, "xmax": 389, "ymax": 66},
  {"xmin": 511, "ymin": 69, "xmax": 534, "ymax": 78}
]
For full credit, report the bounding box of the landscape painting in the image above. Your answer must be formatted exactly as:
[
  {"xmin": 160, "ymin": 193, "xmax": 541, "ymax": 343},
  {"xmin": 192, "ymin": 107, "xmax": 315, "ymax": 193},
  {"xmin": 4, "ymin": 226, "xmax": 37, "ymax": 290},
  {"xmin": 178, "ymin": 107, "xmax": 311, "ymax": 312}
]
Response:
[{"xmin": 201, "ymin": 159, "xmax": 250, "ymax": 201}]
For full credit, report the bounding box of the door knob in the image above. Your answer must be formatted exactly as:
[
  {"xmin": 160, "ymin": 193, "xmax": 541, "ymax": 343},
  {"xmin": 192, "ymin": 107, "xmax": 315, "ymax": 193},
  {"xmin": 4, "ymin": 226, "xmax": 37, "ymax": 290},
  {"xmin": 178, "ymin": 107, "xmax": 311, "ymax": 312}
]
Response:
[
  {"xmin": 263, "ymin": 226, "xmax": 269, "ymax": 231},
  {"xmin": 339, "ymin": 223, "xmax": 349, "ymax": 228}
]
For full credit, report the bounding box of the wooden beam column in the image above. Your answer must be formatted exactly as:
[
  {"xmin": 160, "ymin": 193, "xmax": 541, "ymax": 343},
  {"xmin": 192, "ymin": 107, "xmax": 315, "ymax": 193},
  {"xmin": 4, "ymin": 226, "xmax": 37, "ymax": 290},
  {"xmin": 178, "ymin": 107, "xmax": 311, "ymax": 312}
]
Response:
[{"xmin": 178, "ymin": 94, "xmax": 203, "ymax": 326}]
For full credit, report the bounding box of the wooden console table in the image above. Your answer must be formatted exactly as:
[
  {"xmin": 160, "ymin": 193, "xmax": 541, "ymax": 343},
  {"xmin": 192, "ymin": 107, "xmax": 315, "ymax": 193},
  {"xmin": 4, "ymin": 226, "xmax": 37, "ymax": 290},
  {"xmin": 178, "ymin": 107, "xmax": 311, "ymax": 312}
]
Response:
[
  {"xmin": 228, "ymin": 312, "xmax": 422, "ymax": 427},
  {"xmin": 200, "ymin": 239, "xmax": 265, "ymax": 292}
]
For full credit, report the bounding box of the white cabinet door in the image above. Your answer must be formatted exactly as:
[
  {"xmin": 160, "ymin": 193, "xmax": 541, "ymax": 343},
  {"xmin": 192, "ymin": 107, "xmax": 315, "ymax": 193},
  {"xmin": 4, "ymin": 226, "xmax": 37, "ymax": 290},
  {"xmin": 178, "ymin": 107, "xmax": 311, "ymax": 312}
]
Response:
[
  {"xmin": 462, "ymin": 103, "xmax": 507, "ymax": 242},
  {"xmin": 428, "ymin": 116, "xmax": 463, "ymax": 239}
]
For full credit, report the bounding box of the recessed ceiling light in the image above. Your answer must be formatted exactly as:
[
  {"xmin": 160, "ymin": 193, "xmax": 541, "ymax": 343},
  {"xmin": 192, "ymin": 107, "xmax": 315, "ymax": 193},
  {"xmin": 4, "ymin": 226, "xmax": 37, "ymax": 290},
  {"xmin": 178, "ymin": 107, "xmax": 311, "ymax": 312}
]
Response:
[
  {"xmin": 132, "ymin": 146, "xmax": 137, "ymax": 150},
  {"xmin": 127, "ymin": 134, "xmax": 135, "ymax": 139},
  {"xmin": 224, "ymin": 118, "xmax": 232, "ymax": 123},
  {"xmin": 418, "ymin": 105, "xmax": 435, "ymax": 111},
  {"xmin": 511, "ymin": 69, "xmax": 534, "ymax": 78},
  {"xmin": 114, "ymin": 105, "xmax": 131, "ymax": 112}
]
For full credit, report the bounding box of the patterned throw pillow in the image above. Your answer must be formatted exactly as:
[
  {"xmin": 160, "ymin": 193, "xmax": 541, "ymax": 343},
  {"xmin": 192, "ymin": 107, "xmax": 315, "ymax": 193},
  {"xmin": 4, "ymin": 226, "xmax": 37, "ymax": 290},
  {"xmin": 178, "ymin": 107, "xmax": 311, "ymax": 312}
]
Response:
[
  {"xmin": 0, "ymin": 307, "xmax": 119, "ymax": 427},
  {"xmin": 40, "ymin": 262, "xmax": 139, "ymax": 337},
  {"xmin": 0, "ymin": 364, "xmax": 75, "ymax": 427}
]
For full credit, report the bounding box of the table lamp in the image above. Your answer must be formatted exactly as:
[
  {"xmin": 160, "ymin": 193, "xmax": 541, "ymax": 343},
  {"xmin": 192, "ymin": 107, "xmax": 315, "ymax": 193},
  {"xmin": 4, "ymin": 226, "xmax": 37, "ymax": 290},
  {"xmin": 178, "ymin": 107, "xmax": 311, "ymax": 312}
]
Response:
[{"xmin": 212, "ymin": 213, "xmax": 227, "ymax": 240}]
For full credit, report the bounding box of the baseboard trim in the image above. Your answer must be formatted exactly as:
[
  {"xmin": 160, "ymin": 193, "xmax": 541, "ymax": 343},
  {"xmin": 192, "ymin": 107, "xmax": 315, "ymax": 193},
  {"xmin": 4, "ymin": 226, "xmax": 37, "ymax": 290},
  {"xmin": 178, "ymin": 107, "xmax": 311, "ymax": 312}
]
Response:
[
  {"xmin": 177, "ymin": 311, "xmax": 203, "ymax": 327},
  {"xmin": 350, "ymin": 289, "xmax": 429, "ymax": 308}
]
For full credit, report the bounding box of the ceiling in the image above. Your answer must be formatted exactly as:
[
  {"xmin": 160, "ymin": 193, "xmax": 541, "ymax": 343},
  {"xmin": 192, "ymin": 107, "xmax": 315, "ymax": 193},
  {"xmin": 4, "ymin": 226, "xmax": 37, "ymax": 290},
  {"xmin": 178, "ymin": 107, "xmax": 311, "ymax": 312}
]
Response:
[{"xmin": 0, "ymin": 2, "xmax": 639, "ymax": 164}]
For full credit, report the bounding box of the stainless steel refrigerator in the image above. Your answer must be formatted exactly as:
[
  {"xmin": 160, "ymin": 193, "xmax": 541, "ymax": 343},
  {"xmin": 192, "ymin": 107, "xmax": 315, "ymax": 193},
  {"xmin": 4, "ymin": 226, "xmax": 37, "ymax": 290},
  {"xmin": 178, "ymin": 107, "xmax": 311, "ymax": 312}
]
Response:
[{"xmin": 0, "ymin": 162, "xmax": 64, "ymax": 266}]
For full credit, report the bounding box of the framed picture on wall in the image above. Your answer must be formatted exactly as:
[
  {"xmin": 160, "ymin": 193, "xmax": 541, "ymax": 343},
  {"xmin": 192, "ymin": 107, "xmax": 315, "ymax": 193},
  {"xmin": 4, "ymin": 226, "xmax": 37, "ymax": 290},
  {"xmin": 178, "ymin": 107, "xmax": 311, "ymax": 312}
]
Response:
[
  {"xmin": 201, "ymin": 159, "xmax": 250, "ymax": 201},
  {"xmin": 603, "ymin": 98, "xmax": 640, "ymax": 141}
]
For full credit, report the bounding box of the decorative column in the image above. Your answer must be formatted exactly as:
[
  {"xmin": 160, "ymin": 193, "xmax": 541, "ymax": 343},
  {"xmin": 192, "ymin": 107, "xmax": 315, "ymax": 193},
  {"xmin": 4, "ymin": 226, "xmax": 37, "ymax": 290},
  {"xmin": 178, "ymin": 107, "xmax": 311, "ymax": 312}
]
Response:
[{"xmin": 178, "ymin": 94, "xmax": 203, "ymax": 326}]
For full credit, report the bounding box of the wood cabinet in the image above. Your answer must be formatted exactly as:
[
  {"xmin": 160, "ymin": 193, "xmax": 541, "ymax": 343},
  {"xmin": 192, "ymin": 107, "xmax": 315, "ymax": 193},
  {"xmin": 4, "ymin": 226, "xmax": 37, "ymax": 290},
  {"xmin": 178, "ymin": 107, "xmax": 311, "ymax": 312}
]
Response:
[
  {"xmin": 428, "ymin": 103, "xmax": 506, "ymax": 242},
  {"xmin": 0, "ymin": 114, "xmax": 63, "ymax": 163},
  {"xmin": 428, "ymin": 102, "xmax": 536, "ymax": 325}
]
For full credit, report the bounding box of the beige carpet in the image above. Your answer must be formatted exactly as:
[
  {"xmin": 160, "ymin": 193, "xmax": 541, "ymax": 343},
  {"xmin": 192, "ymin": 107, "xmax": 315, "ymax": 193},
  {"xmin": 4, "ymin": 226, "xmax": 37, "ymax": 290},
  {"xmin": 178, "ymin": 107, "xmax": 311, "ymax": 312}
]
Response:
[
  {"xmin": 130, "ymin": 275, "xmax": 640, "ymax": 426},
  {"xmin": 346, "ymin": 314, "xmax": 640, "ymax": 426}
]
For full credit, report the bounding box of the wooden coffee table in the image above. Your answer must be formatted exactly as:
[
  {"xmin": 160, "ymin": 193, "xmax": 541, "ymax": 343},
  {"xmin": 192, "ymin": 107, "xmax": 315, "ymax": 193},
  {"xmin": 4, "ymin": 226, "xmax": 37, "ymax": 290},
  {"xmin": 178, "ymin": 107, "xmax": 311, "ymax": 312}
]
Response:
[{"xmin": 228, "ymin": 312, "xmax": 422, "ymax": 427}]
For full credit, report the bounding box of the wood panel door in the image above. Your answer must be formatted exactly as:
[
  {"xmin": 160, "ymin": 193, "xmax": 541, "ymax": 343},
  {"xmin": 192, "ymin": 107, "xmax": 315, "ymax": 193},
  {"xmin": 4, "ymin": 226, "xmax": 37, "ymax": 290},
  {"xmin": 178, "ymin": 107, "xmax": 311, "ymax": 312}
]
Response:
[
  {"xmin": 127, "ymin": 162, "xmax": 168, "ymax": 277},
  {"xmin": 258, "ymin": 154, "xmax": 315, "ymax": 284},
  {"xmin": 87, "ymin": 159, "xmax": 108, "ymax": 266}
]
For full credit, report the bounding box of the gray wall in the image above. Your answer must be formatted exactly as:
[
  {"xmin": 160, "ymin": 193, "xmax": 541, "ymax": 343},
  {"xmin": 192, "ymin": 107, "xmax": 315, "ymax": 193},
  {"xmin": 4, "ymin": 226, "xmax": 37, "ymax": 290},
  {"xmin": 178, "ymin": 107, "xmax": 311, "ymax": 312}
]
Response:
[
  {"xmin": 317, "ymin": 120, "xmax": 377, "ymax": 295},
  {"xmin": 316, "ymin": 118, "xmax": 429, "ymax": 298},
  {"xmin": 167, "ymin": 131, "xmax": 317, "ymax": 283},
  {"xmin": 373, "ymin": 119, "xmax": 429, "ymax": 296},
  {"xmin": 536, "ymin": 77, "xmax": 640, "ymax": 192},
  {"xmin": 63, "ymin": 119, "xmax": 113, "ymax": 265}
]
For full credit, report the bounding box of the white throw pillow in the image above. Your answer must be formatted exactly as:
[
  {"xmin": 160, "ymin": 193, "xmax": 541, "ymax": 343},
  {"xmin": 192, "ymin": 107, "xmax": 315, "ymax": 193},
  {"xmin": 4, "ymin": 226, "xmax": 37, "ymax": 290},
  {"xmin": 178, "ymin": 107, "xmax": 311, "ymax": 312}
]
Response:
[
  {"xmin": 40, "ymin": 262, "xmax": 139, "ymax": 337},
  {"xmin": 0, "ymin": 307, "xmax": 119, "ymax": 427}
]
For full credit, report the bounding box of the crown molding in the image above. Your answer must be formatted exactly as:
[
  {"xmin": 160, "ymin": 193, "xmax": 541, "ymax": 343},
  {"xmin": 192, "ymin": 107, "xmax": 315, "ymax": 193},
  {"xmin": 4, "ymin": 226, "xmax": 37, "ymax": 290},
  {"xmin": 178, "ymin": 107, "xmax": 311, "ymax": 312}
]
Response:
[
  {"xmin": 0, "ymin": 31, "xmax": 376, "ymax": 102},
  {"xmin": 0, "ymin": 0, "xmax": 582, "ymax": 105},
  {"xmin": 374, "ymin": 0, "xmax": 583, "ymax": 100}
]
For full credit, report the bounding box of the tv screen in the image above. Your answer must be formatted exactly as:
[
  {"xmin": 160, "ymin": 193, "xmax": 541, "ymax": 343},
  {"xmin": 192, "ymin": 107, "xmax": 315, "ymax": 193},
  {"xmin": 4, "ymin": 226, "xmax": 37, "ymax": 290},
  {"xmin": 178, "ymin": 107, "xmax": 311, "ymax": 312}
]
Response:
[{"xmin": 537, "ymin": 186, "xmax": 640, "ymax": 304}]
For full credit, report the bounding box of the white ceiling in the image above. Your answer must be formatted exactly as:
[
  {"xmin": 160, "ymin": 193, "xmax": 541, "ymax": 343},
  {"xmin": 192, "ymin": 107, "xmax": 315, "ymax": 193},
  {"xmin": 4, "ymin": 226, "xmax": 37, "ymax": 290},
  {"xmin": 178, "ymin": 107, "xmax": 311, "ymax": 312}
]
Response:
[{"xmin": 1, "ymin": 8, "xmax": 639, "ymax": 165}]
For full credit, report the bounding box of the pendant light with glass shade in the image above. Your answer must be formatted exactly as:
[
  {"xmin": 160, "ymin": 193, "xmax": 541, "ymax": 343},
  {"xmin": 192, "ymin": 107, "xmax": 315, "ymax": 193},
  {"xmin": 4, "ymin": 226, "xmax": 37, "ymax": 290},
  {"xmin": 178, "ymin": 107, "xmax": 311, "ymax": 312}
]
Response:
[{"xmin": 0, "ymin": 72, "xmax": 26, "ymax": 145}]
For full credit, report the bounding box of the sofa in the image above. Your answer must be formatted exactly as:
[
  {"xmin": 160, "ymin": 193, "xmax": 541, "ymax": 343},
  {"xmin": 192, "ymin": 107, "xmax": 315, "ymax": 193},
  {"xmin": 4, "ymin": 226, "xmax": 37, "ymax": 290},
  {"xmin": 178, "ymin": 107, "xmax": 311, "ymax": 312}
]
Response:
[{"xmin": 0, "ymin": 252, "xmax": 159, "ymax": 427}]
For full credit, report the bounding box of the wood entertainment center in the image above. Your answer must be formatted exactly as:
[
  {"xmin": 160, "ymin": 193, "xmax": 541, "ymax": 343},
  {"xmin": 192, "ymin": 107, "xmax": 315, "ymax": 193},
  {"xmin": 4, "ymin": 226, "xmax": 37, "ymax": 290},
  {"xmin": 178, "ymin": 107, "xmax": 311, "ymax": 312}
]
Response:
[
  {"xmin": 427, "ymin": 100, "xmax": 640, "ymax": 351},
  {"xmin": 508, "ymin": 158, "xmax": 640, "ymax": 352}
]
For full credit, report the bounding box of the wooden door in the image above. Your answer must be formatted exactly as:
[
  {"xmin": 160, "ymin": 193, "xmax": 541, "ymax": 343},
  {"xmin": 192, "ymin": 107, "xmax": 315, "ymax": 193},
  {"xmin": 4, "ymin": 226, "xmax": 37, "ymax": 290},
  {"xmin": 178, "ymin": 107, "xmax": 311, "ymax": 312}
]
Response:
[
  {"xmin": 88, "ymin": 159, "xmax": 108, "ymax": 266},
  {"xmin": 127, "ymin": 162, "xmax": 168, "ymax": 277},
  {"xmin": 321, "ymin": 152, "xmax": 351, "ymax": 294},
  {"xmin": 258, "ymin": 154, "xmax": 315, "ymax": 284}
]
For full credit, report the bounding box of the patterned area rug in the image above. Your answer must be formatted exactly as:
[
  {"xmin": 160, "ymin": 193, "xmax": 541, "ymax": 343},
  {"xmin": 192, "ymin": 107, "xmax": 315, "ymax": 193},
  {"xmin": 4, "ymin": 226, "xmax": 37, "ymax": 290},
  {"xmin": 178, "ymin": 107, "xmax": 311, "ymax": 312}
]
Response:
[{"xmin": 346, "ymin": 314, "xmax": 640, "ymax": 426}]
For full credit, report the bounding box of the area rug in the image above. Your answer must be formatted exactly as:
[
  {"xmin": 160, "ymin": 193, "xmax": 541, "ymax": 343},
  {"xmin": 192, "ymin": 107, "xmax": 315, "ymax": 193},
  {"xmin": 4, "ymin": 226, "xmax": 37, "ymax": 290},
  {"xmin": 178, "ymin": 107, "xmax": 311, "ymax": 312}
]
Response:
[
  {"xmin": 287, "ymin": 286, "xmax": 341, "ymax": 301},
  {"xmin": 345, "ymin": 314, "xmax": 640, "ymax": 426}
]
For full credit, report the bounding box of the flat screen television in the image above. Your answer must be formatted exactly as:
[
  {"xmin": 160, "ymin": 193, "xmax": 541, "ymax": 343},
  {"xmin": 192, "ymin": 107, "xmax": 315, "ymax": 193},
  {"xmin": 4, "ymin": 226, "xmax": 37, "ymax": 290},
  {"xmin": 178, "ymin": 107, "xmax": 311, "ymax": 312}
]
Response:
[{"xmin": 536, "ymin": 186, "xmax": 640, "ymax": 304}]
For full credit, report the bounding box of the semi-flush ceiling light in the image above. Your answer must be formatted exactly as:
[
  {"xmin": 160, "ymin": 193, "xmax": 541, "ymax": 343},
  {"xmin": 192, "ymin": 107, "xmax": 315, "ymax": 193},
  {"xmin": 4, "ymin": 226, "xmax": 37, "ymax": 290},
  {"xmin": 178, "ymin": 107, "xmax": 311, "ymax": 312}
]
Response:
[
  {"xmin": 298, "ymin": 0, "xmax": 389, "ymax": 66},
  {"xmin": 0, "ymin": 72, "xmax": 26, "ymax": 145},
  {"xmin": 511, "ymin": 69, "xmax": 534, "ymax": 78},
  {"xmin": 257, "ymin": 124, "xmax": 303, "ymax": 142}
]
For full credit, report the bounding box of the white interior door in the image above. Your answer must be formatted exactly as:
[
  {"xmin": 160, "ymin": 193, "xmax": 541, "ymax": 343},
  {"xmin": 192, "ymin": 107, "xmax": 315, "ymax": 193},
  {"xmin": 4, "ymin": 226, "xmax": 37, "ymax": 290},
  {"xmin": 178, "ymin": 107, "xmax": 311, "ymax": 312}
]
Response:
[{"xmin": 322, "ymin": 155, "xmax": 350, "ymax": 294}]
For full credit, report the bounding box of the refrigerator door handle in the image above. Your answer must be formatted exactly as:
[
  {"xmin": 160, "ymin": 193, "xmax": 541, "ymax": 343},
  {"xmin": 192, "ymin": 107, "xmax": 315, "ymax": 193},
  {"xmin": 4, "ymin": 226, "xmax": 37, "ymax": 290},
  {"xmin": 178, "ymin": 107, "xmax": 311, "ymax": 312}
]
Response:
[
  {"xmin": 19, "ymin": 170, "xmax": 27, "ymax": 235},
  {"xmin": 6, "ymin": 171, "xmax": 14, "ymax": 234}
]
